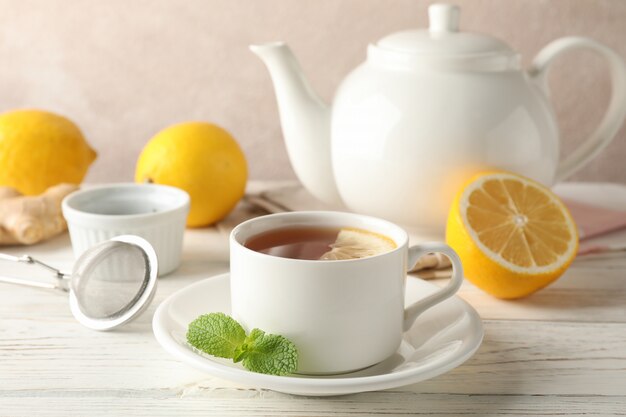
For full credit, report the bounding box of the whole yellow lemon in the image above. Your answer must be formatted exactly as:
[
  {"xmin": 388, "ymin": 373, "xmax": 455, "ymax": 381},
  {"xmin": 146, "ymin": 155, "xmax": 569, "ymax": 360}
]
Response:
[
  {"xmin": 135, "ymin": 122, "xmax": 248, "ymax": 227},
  {"xmin": 0, "ymin": 109, "xmax": 97, "ymax": 195}
]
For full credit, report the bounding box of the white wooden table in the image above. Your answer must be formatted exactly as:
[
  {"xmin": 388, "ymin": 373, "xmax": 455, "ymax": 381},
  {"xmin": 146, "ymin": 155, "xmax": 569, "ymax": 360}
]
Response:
[{"xmin": 1, "ymin": 182, "xmax": 625, "ymax": 416}]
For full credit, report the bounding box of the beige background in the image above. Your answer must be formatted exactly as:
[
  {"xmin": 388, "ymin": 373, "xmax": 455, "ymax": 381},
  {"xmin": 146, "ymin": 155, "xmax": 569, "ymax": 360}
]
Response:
[{"xmin": 0, "ymin": 0, "xmax": 624, "ymax": 184}]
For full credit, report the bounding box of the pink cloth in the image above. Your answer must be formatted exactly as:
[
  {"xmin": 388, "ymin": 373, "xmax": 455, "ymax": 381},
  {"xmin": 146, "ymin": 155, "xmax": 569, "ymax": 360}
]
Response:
[
  {"xmin": 563, "ymin": 199, "xmax": 626, "ymax": 240},
  {"xmin": 563, "ymin": 199, "xmax": 626, "ymax": 256}
]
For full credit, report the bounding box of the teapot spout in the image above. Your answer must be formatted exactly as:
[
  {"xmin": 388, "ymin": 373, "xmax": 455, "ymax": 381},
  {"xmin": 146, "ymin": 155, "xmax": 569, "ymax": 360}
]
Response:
[{"xmin": 250, "ymin": 42, "xmax": 342, "ymax": 205}]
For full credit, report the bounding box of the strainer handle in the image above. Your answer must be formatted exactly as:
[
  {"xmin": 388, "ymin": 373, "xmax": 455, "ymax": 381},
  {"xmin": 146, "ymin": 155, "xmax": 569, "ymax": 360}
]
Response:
[
  {"xmin": 0, "ymin": 253, "xmax": 69, "ymax": 291},
  {"xmin": 0, "ymin": 275, "xmax": 66, "ymax": 290}
]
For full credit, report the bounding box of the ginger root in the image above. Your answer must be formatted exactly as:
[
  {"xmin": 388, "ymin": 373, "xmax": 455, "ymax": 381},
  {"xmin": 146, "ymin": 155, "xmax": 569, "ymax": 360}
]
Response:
[{"xmin": 0, "ymin": 183, "xmax": 78, "ymax": 245}]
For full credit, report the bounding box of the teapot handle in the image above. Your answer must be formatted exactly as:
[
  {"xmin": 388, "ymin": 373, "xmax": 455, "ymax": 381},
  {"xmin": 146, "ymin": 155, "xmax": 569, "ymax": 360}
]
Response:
[{"xmin": 528, "ymin": 37, "xmax": 626, "ymax": 182}]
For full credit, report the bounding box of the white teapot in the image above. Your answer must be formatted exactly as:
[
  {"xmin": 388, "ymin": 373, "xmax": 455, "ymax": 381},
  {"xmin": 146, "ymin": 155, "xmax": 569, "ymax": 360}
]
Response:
[{"xmin": 251, "ymin": 4, "xmax": 626, "ymax": 234}]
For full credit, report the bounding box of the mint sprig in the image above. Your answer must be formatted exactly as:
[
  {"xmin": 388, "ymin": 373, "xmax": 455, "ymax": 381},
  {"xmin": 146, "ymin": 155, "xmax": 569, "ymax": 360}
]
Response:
[{"xmin": 186, "ymin": 313, "xmax": 298, "ymax": 376}]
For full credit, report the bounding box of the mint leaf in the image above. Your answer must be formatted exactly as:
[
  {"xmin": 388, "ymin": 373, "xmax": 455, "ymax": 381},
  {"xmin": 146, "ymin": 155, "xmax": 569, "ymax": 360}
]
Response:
[
  {"xmin": 186, "ymin": 313, "xmax": 246, "ymax": 359},
  {"xmin": 186, "ymin": 313, "xmax": 299, "ymax": 376},
  {"xmin": 236, "ymin": 328, "xmax": 298, "ymax": 376}
]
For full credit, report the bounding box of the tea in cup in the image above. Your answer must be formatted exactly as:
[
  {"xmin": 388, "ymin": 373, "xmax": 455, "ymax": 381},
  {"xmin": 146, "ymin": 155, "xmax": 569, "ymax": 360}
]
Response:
[{"xmin": 229, "ymin": 211, "xmax": 463, "ymax": 374}]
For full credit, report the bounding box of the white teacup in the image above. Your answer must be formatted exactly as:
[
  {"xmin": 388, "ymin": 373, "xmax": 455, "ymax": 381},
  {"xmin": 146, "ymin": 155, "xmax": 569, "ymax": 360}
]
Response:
[{"xmin": 230, "ymin": 211, "xmax": 463, "ymax": 374}]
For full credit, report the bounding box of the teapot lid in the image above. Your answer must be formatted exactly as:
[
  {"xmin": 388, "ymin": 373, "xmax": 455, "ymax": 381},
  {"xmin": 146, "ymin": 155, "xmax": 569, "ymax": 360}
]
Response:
[{"xmin": 368, "ymin": 4, "xmax": 520, "ymax": 71}]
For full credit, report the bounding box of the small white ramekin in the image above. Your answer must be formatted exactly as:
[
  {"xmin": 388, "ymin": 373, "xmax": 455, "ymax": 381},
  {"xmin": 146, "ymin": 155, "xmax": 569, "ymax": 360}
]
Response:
[{"xmin": 62, "ymin": 183, "xmax": 190, "ymax": 276}]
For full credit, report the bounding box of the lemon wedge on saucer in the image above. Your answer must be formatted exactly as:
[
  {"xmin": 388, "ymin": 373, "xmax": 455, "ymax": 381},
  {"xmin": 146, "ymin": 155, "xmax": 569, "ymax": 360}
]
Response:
[{"xmin": 320, "ymin": 228, "xmax": 396, "ymax": 260}]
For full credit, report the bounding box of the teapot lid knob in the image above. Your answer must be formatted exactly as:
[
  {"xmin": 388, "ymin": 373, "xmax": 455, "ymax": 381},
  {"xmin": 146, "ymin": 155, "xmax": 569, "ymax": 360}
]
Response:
[
  {"xmin": 428, "ymin": 4, "xmax": 460, "ymax": 33},
  {"xmin": 368, "ymin": 3, "xmax": 519, "ymax": 71}
]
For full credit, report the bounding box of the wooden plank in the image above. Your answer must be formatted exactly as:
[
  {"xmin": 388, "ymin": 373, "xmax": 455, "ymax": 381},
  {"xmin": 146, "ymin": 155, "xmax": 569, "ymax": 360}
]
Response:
[
  {"xmin": 0, "ymin": 393, "xmax": 625, "ymax": 416},
  {"xmin": 414, "ymin": 320, "xmax": 626, "ymax": 396},
  {"xmin": 425, "ymin": 254, "xmax": 626, "ymax": 324},
  {"xmin": 1, "ymin": 313, "xmax": 624, "ymax": 396}
]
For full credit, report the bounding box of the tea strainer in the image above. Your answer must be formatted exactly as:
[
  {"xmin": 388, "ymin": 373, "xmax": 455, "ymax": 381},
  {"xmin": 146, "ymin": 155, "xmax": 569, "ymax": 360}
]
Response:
[{"xmin": 0, "ymin": 235, "xmax": 158, "ymax": 331}]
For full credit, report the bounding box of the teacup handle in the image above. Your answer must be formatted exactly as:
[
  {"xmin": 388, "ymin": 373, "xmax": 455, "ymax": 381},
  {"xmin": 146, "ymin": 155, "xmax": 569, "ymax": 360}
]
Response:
[{"xmin": 403, "ymin": 242, "xmax": 463, "ymax": 331}]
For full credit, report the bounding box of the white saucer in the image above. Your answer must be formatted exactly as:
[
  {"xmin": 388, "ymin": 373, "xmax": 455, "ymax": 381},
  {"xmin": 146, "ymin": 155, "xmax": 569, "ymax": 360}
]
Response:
[{"xmin": 152, "ymin": 273, "xmax": 483, "ymax": 396}]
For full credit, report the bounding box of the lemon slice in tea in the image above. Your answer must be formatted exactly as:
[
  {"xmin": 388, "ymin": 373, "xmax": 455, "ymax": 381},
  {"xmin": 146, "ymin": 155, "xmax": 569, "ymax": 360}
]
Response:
[{"xmin": 320, "ymin": 228, "xmax": 397, "ymax": 260}]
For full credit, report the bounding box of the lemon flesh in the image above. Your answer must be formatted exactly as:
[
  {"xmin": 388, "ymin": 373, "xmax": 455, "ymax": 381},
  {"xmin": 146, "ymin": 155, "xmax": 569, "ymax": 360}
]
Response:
[
  {"xmin": 320, "ymin": 228, "xmax": 396, "ymax": 260},
  {"xmin": 446, "ymin": 171, "xmax": 578, "ymax": 299},
  {"xmin": 0, "ymin": 109, "xmax": 96, "ymax": 195}
]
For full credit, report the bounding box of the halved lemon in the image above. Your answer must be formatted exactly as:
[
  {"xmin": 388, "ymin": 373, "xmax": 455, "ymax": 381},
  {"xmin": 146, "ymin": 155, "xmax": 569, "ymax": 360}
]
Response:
[
  {"xmin": 320, "ymin": 228, "xmax": 396, "ymax": 260},
  {"xmin": 446, "ymin": 171, "xmax": 578, "ymax": 299}
]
